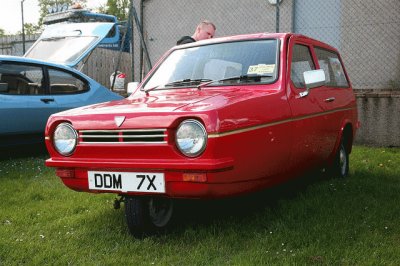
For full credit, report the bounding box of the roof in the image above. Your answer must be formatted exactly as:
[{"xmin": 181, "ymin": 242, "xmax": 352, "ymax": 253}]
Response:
[
  {"xmin": 0, "ymin": 55, "xmax": 81, "ymax": 74},
  {"xmin": 175, "ymin": 32, "xmax": 338, "ymax": 52}
]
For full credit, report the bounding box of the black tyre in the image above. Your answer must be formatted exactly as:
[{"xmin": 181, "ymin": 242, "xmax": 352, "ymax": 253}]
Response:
[
  {"xmin": 125, "ymin": 196, "xmax": 173, "ymax": 238},
  {"xmin": 332, "ymin": 139, "xmax": 349, "ymax": 178}
]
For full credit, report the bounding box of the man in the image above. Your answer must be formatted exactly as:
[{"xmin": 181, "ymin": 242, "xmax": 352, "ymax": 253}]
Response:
[{"xmin": 177, "ymin": 20, "xmax": 216, "ymax": 45}]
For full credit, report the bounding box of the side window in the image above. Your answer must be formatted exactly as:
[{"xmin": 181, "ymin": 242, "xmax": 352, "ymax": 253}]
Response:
[
  {"xmin": 48, "ymin": 68, "xmax": 88, "ymax": 94},
  {"xmin": 290, "ymin": 44, "xmax": 315, "ymax": 88},
  {"xmin": 314, "ymin": 47, "xmax": 349, "ymax": 88},
  {"xmin": 106, "ymin": 25, "xmax": 117, "ymax": 38},
  {"xmin": 0, "ymin": 63, "xmax": 44, "ymax": 95}
]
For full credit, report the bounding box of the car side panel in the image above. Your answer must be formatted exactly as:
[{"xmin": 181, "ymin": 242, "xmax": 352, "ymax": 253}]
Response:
[
  {"xmin": 286, "ymin": 37, "xmax": 330, "ymax": 172},
  {"xmin": 286, "ymin": 36, "xmax": 357, "ymax": 171},
  {"xmin": 0, "ymin": 95, "xmax": 29, "ymax": 135},
  {"xmin": 314, "ymin": 61, "xmax": 357, "ymax": 161},
  {"xmin": 0, "ymin": 94, "xmax": 57, "ymax": 135}
]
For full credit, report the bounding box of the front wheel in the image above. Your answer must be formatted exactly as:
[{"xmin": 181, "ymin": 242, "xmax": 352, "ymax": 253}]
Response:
[
  {"xmin": 331, "ymin": 140, "xmax": 349, "ymax": 178},
  {"xmin": 125, "ymin": 196, "xmax": 174, "ymax": 238}
]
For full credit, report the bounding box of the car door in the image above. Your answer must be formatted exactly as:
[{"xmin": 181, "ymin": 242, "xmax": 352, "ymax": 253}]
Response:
[
  {"xmin": 313, "ymin": 46, "xmax": 355, "ymax": 153},
  {"xmin": 0, "ymin": 61, "xmax": 58, "ymax": 137},
  {"xmin": 286, "ymin": 37, "xmax": 331, "ymax": 172}
]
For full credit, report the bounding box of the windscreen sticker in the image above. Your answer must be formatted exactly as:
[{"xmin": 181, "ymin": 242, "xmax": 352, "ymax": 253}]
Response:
[{"xmin": 247, "ymin": 64, "xmax": 275, "ymax": 75}]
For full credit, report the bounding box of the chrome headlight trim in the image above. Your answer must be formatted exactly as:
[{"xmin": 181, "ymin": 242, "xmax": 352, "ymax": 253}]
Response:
[
  {"xmin": 175, "ymin": 119, "xmax": 207, "ymax": 157},
  {"xmin": 53, "ymin": 123, "xmax": 78, "ymax": 156}
]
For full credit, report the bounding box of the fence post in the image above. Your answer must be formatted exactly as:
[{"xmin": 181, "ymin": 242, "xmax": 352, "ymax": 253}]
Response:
[
  {"xmin": 291, "ymin": 0, "xmax": 296, "ymax": 32},
  {"xmin": 130, "ymin": 0, "xmax": 135, "ymax": 82},
  {"xmin": 21, "ymin": 0, "xmax": 26, "ymax": 54},
  {"xmin": 132, "ymin": 0, "xmax": 152, "ymax": 81},
  {"xmin": 275, "ymin": 0, "xmax": 280, "ymax": 33}
]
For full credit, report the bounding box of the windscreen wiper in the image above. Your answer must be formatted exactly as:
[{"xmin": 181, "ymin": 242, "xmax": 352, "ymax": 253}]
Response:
[
  {"xmin": 197, "ymin": 74, "xmax": 274, "ymax": 89},
  {"xmin": 164, "ymin": 78, "xmax": 212, "ymax": 87},
  {"xmin": 144, "ymin": 78, "xmax": 212, "ymax": 94},
  {"xmin": 144, "ymin": 84, "xmax": 162, "ymax": 94},
  {"xmin": 43, "ymin": 36, "xmax": 67, "ymax": 41}
]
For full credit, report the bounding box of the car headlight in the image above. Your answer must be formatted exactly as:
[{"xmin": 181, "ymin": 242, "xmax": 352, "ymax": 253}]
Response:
[
  {"xmin": 53, "ymin": 123, "xmax": 78, "ymax": 156},
  {"xmin": 176, "ymin": 119, "xmax": 207, "ymax": 157}
]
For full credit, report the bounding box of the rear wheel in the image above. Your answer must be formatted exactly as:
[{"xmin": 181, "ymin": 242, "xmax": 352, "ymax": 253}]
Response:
[
  {"xmin": 332, "ymin": 139, "xmax": 349, "ymax": 178},
  {"xmin": 125, "ymin": 196, "xmax": 173, "ymax": 238}
]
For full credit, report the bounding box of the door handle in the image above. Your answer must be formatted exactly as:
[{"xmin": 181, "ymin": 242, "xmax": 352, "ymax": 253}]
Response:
[
  {"xmin": 324, "ymin": 97, "xmax": 335, "ymax": 102},
  {"xmin": 41, "ymin": 98, "xmax": 54, "ymax": 103}
]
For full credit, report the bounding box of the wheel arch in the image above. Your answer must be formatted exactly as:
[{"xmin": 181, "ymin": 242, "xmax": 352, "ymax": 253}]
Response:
[
  {"xmin": 342, "ymin": 122, "xmax": 354, "ymax": 154},
  {"xmin": 335, "ymin": 121, "xmax": 354, "ymax": 154},
  {"xmin": 328, "ymin": 120, "xmax": 354, "ymax": 164}
]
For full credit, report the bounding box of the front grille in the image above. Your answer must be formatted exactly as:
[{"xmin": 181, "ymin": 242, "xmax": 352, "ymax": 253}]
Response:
[{"xmin": 79, "ymin": 129, "xmax": 167, "ymax": 144}]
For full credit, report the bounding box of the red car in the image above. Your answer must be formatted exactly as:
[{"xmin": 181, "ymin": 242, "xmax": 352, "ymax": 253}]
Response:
[{"xmin": 45, "ymin": 33, "xmax": 358, "ymax": 237}]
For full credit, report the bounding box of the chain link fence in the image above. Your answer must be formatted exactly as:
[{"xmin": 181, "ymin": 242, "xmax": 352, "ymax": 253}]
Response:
[
  {"xmin": 1, "ymin": 0, "xmax": 398, "ymax": 90},
  {"xmin": 130, "ymin": 0, "xmax": 400, "ymax": 90},
  {"xmin": 292, "ymin": 0, "xmax": 400, "ymax": 90}
]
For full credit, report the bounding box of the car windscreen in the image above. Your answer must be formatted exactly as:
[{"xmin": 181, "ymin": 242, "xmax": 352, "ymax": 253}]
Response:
[
  {"xmin": 24, "ymin": 36, "xmax": 98, "ymax": 66},
  {"xmin": 142, "ymin": 39, "xmax": 279, "ymax": 91}
]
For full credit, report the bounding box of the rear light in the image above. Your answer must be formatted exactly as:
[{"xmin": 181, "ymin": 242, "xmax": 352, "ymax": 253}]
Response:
[
  {"xmin": 56, "ymin": 168, "xmax": 75, "ymax": 178},
  {"xmin": 182, "ymin": 173, "xmax": 207, "ymax": 182}
]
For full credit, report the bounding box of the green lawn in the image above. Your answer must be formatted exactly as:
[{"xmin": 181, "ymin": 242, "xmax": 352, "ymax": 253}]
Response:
[{"xmin": 1, "ymin": 146, "xmax": 399, "ymax": 265}]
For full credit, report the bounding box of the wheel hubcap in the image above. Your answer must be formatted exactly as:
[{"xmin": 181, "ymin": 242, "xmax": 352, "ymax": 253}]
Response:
[{"xmin": 148, "ymin": 198, "xmax": 173, "ymax": 227}]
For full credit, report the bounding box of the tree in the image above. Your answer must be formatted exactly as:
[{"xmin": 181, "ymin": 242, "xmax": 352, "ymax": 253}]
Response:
[
  {"xmin": 0, "ymin": 28, "xmax": 5, "ymax": 37},
  {"xmin": 99, "ymin": 0, "xmax": 130, "ymax": 22},
  {"xmin": 23, "ymin": 23, "xmax": 42, "ymax": 35}
]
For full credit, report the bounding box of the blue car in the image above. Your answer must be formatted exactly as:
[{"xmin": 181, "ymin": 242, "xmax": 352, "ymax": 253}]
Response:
[{"xmin": 0, "ymin": 23, "xmax": 123, "ymax": 147}]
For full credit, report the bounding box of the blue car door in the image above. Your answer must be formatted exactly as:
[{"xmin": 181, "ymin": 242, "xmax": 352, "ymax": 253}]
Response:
[{"xmin": 0, "ymin": 62, "xmax": 58, "ymax": 137}]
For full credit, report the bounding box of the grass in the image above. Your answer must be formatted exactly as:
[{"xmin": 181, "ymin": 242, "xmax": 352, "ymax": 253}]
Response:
[{"xmin": 0, "ymin": 146, "xmax": 400, "ymax": 265}]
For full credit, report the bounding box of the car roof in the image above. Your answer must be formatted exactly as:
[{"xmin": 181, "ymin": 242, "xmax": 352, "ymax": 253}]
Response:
[
  {"xmin": 0, "ymin": 55, "xmax": 77, "ymax": 70},
  {"xmin": 174, "ymin": 32, "xmax": 338, "ymax": 52}
]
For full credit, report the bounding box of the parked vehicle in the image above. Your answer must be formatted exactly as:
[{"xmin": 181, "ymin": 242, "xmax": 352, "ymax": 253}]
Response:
[
  {"xmin": 44, "ymin": 33, "xmax": 359, "ymax": 237},
  {"xmin": 0, "ymin": 23, "xmax": 123, "ymax": 147},
  {"xmin": 43, "ymin": 4, "xmax": 128, "ymax": 51}
]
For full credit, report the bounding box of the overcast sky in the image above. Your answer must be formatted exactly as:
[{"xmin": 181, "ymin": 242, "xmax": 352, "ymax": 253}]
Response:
[{"xmin": 0, "ymin": 0, "xmax": 106, "ymax": 34}]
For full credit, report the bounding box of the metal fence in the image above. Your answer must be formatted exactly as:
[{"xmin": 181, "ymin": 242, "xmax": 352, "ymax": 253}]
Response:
[
  {"xmin": 130, "ymin": 0, "xmax": 400, "ymax": 90},
  {"xmin": 0, "ymin": 34, "xmax": 39, "ymax": 56},
  {"xmin": 1, "ymin": 0, "xmax": 399, "ymax": 90}
]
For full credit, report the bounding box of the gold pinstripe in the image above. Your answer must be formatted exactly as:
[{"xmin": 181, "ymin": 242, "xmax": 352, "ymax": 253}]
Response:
[{"xmin": 208, "ymin": 106, "xmax": 356, "ymax": 138}]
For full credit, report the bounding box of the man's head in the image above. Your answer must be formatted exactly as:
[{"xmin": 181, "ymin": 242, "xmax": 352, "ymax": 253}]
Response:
[{"xmin": 192, "ymin": 20, "xmax": 216, "ymax": 41}]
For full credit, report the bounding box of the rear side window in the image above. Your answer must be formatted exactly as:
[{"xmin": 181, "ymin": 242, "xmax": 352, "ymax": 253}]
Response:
[
  {"xmin": 290, "ymin": 44, "xmax": 315, "ymax": 88},
  {"xmin": 314, "ymin": 47, "xmax": 349, "ymax": 88},
  {"xmin": 48, "ymin": 68, "xmax": 88, "ymax": 94},
  {"xmin": 0, "ymin": 63, "xmax": 44, "ymax": 95}
]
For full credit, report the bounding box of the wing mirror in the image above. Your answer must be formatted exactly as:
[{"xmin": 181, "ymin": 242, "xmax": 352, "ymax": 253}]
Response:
[
  {"xmin": 299, "ymin": 69, "xmax": 326, "ymax": 98},
  {"xmin": 127, "ymin": 82, "xmax": 139, "ymax": 94}
]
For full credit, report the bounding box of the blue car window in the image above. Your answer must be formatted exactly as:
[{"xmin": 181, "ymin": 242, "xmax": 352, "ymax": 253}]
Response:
[
  {"xmin": 0, "ymin": 63, "xmax": 44, "ymax": 95},
  {"xmin": 48, "ymin": 68, "xmax": 88, "ymax": 94}
]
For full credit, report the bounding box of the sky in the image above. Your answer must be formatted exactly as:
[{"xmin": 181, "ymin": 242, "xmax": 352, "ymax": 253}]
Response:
[{"xmin": 0, "ymin": 0, "xmax": 107, "ymax": 34}]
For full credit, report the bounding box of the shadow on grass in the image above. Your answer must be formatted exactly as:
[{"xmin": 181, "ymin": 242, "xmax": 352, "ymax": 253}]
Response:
[
  {"xmin": 86, "ymin": 170, "xmax": 330, "ymax": 239},
  {"xmin": 171, "ymin": 171, "xmax": 327, "ymax": 229},
  {"xmin": 79, "ymin": 165, "xmax": 396, "ymax": 241},
  {"xmin": 0, "ymin": 143, "xmax": 48, "ymax": 161}
]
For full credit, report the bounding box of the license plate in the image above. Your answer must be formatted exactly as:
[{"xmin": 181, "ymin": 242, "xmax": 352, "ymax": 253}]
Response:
[{"xmin": 88, "ymin": 171, "xmax": 165, "ymax": 193}]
